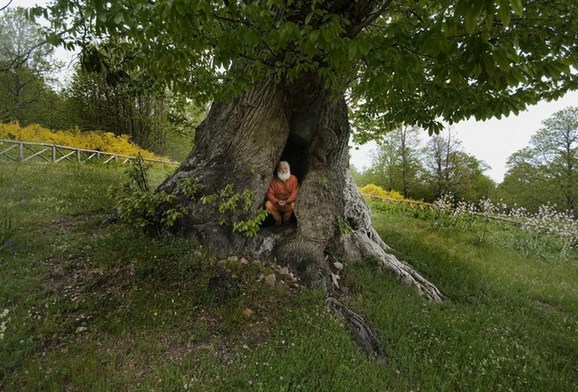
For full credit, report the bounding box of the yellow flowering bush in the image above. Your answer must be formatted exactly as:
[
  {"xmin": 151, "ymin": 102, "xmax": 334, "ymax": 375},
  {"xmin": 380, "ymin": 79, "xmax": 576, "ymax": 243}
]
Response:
[
  {"xmin": 0, "ymin": 122, "xmax": 169, "ymax": 162},
  {"xmin": 358, "ymin": 183, "xmax": 432, "ymax": 208},
  {"xmin": 358, "ymin": 184, "xmax": 404, "ymax": 200}
]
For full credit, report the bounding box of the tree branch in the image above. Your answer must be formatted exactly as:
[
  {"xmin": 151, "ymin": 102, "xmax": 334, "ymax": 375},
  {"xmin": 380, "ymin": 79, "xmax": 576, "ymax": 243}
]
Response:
[
  {"xmin": 347, "ymin": 0, "xmax": 394, "ymax": 38},
  {"xmin": 0, "ymin": 29, "xmax": 67, "ymax": 73},
  {"xmin": 0, "ymin": 0, "xmax": 13, "ymax": 12}
]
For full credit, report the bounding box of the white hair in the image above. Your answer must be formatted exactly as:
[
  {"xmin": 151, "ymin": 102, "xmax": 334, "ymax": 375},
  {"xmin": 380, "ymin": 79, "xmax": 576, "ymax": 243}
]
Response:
[{"xmin": 277, "ymin": 161, "xmax": 291, "ymax": 181}]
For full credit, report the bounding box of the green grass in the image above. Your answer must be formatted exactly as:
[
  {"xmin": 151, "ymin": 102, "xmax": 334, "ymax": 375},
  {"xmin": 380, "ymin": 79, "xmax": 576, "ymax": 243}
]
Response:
[{"xmin": 1, "ymin": 162, "xmax": 577, "ymax": 391}]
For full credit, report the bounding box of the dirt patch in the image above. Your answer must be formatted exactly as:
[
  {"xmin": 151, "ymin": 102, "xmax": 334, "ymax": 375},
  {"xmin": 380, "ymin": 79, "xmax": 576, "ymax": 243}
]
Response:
[{"xmin": 533, "ymin": 299, "xmax": 561, "ymax": 313}]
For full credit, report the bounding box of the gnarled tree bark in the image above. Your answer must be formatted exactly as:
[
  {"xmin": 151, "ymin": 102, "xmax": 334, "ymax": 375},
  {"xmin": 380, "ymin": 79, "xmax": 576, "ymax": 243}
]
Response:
[{"xmin": 157, "ymin": 73, "xmax": 443, "ymax": 359}]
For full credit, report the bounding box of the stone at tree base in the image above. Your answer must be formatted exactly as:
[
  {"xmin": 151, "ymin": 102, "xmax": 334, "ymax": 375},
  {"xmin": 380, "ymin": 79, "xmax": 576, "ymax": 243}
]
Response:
[{"xmin": 264, "ymin": 273, "xmax": 276, "ymax": 287}]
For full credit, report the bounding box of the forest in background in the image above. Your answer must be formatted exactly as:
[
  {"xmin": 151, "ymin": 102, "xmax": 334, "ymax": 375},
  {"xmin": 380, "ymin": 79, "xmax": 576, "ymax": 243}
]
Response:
[
  {"xmin": 0, "ymin": 7, "xmax": 204, "ymax": 162},
  {"xmin": 353, "ymin": 106, "xmax": 578, "ymax": 216}
]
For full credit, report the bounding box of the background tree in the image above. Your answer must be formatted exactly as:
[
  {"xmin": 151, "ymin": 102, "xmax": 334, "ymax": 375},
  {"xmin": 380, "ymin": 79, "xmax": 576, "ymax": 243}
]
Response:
[
  {"xmin": 422, "ymin": 129, "xmax": 494, "ymax": 201},
  {"xmin": 43, "ymin": 0, "xmax": 578, "ymax": 357},
  {"xmin": 355, "ymin": 127, "xmax": 494, "ymax": 202},
  {"xmin": 64, "ymin": 62, "xmax": 205, "ymax": 159},
  {"xmin": 64, "ymin": 66, "xmax": 169, "ymax": 154},
  {"xmin": 370, "ymin": 137, "xmax": 399, "ymax": 191},
  {"xmin": 0, "ymin": 7, "xmax": 66, "ymax": 128},
  {"xmin": 498, "ymin": 107, "xmax": 578, "ymax": 214},
  {"xmin": 370, "ymin": 126, "xmax": 424, "ymax": 198}
]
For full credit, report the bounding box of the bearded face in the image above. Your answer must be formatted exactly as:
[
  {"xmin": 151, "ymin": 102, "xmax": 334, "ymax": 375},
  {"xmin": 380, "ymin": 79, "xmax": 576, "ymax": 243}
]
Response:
[
  {"xmin": 277, "ymin": 163, "xmax": 291, "ymax": 181},
  {"xmin": 277, "ymin": 170, "xmax": 290, "ymax": 181}
]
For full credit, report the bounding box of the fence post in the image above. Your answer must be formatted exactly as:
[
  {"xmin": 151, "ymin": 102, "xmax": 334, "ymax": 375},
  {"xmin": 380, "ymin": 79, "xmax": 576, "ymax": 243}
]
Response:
[
  {"xmin": 52, "ymin": 145, "xmax": 56, "ymax": 163},
  {"xmin": 18, "ymin": 142, "xmax": 23, "ymax": 162}
]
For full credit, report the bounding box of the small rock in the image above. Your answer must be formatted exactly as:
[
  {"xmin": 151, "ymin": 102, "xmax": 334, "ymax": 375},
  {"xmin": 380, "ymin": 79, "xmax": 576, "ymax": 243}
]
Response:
[
  {"xmin": 240, "ymin": 257, "xmax": 249, "ymax": 265},
  {"xmin": 333, "ymin": 261, "xmax": 344, "ymax": 271},
  {"xmin": 264, "ymin": 273, "xmax": 276, "ymax": 287},
  {"xmin": 76, "ymin": 326, "xmax": 88, "ymax": 333},
  {"xmin": 242, "ymin": 308, "xmax": 254, "ymax": 317},
  {"xmin": 331, "ymin": 272, "xmax": 340, "ymax": 289},
  {"xmin": 279, "ymin": 267, "xmax": 290, "ymax": 276}
]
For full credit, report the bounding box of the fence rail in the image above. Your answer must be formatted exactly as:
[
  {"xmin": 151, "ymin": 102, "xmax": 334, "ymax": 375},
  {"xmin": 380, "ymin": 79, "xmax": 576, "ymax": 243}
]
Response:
[{"xmin": 0, "ymin": 139, "xmax": 179, "ymax": 166}]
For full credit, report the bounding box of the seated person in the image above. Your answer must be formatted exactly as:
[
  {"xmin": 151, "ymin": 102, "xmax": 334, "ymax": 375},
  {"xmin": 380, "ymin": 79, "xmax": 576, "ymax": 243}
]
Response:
[{"xmin": 264, "ymin": 161, "xmax": 299, "ymax": 225}]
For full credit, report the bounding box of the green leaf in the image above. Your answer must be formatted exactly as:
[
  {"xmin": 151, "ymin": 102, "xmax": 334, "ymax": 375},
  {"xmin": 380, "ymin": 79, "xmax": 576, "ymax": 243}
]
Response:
[
  {"xmin": 310, "ymin": 30, "xmax": 320, "ymax": 43},
  {"xmin": 493, "ymin": 48, "xmax": 510, "ymax": 70},
  {"xmin": 511, "ymin": 0, "xmax": 523, "ymax": 15},
  {"xmin": 348, "ymin": 42, "xmax": 357, "ymax": 58},
  {"xmin": 473, "ymin": 63, "xmax": 482, "ymax": 76},
  {"xmin": 454, "ymin": 0, "xmax": 469, "ymax": 17},
  {"xmin": 113, "ymin": 12, "xmax": 124, "ymax": 24},
  {"xmin": 463, "ymin": 1, "xmax": 483, "ymax": 35},
  {"xmin": 97, "ymin": 11, "xmax": 107, "ymax": 23},
  {"xmin": 498, "ymin": 2, "xmax": 511, "ymax": 27},
  {"xmin": 464, "ymin": 12, "xmax": 477, "ymax": 34},
  {"xmin": 483, "ymin": 55, "xmax": 496, "ymax": 77}
]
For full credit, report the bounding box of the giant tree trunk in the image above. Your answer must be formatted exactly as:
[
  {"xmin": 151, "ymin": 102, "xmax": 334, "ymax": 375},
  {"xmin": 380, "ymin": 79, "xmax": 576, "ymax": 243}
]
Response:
[{"xmin": 157, "ymin": 73, "xmax": 443, "ymax": 358}]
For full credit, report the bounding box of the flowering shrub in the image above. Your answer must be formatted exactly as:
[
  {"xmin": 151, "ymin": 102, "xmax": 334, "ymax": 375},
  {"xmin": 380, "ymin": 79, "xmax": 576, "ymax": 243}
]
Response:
[
  {"xmin": 432, "ymin": 193, "xmax": 454, "ymax": 213},
  {"xmin": 505, "ymin": 204, "xmax": 578, "ymax": 258},
  {"xmin": 0, "ymin": 122, "xmax": 169, "ymax": 162},
  {"xmin": 359, "ymin": 184, "xmax": 407, "ymax": 201},
  {"xmin": 376, "ymin": 190, "xmax": 577, "ymax": 259},
  {"xmin": 430, "ymin": 194, "xmax": 578, "ymax": 260}
]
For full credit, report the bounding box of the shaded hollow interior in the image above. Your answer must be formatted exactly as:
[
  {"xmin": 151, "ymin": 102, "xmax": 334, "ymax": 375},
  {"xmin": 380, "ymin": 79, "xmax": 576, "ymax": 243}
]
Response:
[
  {"xmin": 262, "ymin": 133, "xmax": 310, "ymax": 227},
  {"xmin": 262, "ymin": 79, "xmax": 323, "ymax": 227},
  {"xmin": 280, "ymin": 134, "xmax": 309, "ymax": 182}
]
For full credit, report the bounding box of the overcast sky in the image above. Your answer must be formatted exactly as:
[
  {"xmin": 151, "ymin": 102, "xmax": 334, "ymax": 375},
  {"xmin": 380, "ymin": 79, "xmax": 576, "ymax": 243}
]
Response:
[
  {"xmin": 350, "ymin": 90, "xmax": 578, "ymax": 183},
  {"xmin": 6, "ymin": 0, "xmax": 578, "ymax": 183}
]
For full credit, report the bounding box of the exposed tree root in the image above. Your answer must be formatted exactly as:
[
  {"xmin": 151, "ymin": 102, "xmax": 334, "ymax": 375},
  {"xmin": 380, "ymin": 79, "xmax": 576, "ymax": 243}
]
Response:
[
  {"xmin": 338, "ymin": 173, "xmax": 445, "ymax": 302},
  {"xmin": 326, "ymin": 296, "xmax": 387, "ymax": 362}
]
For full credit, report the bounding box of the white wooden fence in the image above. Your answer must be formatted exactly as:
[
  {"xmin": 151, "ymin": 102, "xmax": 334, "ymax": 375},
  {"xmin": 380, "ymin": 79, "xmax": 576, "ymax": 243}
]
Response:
[{"xmin": 0, "ymin": 139, "xmax": 179, "ymax": 166}]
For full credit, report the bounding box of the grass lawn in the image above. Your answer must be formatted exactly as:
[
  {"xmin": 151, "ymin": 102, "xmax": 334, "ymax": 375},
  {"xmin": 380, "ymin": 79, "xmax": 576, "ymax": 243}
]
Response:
[{"xmin": 0, "ymin": 162, "xmax": 576, "ymax": 391}]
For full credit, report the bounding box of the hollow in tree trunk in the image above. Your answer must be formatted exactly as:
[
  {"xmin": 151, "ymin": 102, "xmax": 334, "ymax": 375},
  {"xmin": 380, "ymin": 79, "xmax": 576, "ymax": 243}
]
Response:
[{"xmin": 157, "ymin": 74, "xmax": 443, "ymax": 359}]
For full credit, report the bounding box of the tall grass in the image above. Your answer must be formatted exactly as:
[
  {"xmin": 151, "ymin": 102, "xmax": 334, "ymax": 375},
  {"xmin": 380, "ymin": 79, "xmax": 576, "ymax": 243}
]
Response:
[{"xmin": 0, "ymin": 162, "xmax": 576, "ymax": 391}]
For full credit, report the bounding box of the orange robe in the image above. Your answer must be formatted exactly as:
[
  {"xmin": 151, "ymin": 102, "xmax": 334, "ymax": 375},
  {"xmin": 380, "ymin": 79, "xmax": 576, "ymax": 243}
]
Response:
[{"xmin": 266, "ymin": 175, "xmax": 299, "ymax": 204}]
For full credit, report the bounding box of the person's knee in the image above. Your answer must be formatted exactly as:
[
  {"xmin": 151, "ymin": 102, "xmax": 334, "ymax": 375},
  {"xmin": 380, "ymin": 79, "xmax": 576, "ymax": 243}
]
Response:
[
  {"xmin": 287, "ymin": 202, "xmax": 295, "ymax": 212},
  {"xmin": 264, "ymin": 200, "xmax": 274, "ymax": 211}
]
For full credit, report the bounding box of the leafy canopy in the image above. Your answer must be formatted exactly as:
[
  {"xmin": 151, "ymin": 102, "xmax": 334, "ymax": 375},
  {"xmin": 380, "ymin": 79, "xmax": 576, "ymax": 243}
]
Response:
[{"xmin": 36, "ymin": 0, "xmax": 578, "ymax": 136}]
